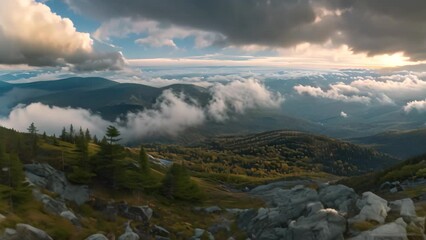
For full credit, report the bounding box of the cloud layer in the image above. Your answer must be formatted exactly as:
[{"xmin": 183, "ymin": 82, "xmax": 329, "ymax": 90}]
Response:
[
  {"xmin": 0, "ymin": 79, "xmax": 282, "ymax": 141},
  {"xmin": 0, "ymin": 0, "xmax": 125, "ymax": 71},
  {"xmin": 65, "ymin": 0, "xmax": 426, "ymax": 61},
  {"xmin": 295, "ymin": 72, "xmax": 426, "ymax": 105}
]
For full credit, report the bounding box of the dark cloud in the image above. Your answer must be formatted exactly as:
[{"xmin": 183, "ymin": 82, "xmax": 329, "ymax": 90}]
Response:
[
  {"xmin": 66, "ymin": 0, "xmax": 426, "ymax": 60},
  {"xmin": 65, "ymin": 0, "xmax": 335, "ymax": 47}
]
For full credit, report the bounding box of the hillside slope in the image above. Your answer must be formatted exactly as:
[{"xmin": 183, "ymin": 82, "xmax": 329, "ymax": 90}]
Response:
[{"xmin": 352, "ymin": 128, "xmax": 426, "ymax": 159}]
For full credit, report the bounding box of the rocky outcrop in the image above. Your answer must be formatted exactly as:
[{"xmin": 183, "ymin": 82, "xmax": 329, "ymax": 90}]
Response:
[
  {"xmin": 32, "ymin": 189, "xmax": 80, "ymax": 226},
  {"xmin": 24, "ymin": 163, "xmax": 89, "ymax": 205},
  {"xmin": 350, "ymin": 192, "xmax": 390, "ymax": 224},
  {"xmin": 239, "ymin": 181, "xmax": 425, "ymax": 240},
  {"xmin": 1, "ymin": 224, "xmax": 53, "ymax": 240}
]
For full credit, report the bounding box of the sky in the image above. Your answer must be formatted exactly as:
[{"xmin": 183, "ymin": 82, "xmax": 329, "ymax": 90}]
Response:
[{"xmin": 1, "ymin": 0, "xmax": 426, "ymax": 72}]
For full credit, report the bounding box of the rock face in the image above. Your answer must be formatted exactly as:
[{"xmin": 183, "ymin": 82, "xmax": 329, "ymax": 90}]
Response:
[
  {"xmin": 24, "ymin": 163, "xmax": 89, "ymax": 205},
  {"xmin": 350, "ymin": 192, "xmax": 390, "ymax": 224},
  {"xmin": 1, "ymin": 224, "xmax": 53, "ymax": 240}
]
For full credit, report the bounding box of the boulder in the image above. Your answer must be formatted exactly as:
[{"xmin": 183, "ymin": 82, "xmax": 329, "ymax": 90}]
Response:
[
  {"xmin": 350, "ymin": 218, "xmax": 408, "ymax": 240},
  {"xmin": 1, "ymin": 224, "xmax": 53, "ymax": 240},
  {"xmin": 350, "ymin": 192, "xmax": 390, "ymax": 224},
  {"xmin": 286, "ymin": 207, "xmax": 346, "ymax": 240},
  {"xmin": 118, "ymin": 222, "xmax": 140, "ymax": 240},
  {"xmin": 25, "ymin": 163, "xmax": 89, "ymax": 205},
  {"xmin": 239, "ymin": 186, "xmax": 319, "ymax": 239},
  {"xmin": 152, "ymin": 225, "xmax": 170, "ymax": 237},
  {"xmin": 389, "ymin": 198, "xmax": 417, "ymax": 222},
  {"xmin": 0, "ymin": 213, "xmax": 5, "ymax": 222},
  {"xmin": 318, "ymin": 184, "xmax": 358, "ymax": 214},
  {"xmin": 85, "ymin": 233, "xmax": 109, "ymax": 240}
]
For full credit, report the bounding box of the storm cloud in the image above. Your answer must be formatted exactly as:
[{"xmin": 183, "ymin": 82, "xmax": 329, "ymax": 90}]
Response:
[{"xmin": 65, "ymin": 0, "xmax": 426, "ymax": 61}]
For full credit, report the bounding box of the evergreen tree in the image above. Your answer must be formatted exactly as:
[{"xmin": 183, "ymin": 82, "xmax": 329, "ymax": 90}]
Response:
[
  {"xmin": 27, "ymin": 122, "xmax": 38, "ymax": 135},
  {"xmin": 139, "ymin": 146, "xmax": 150, "ymax": 175},
  {"xmin": 85, "ymin": 128, "xmax": 92, "ymax": 142},
  {"xmin": 161, "ymin": 164, "xmax": 204, "ymax": 202},
  {"xmin": 60, "ymin": 127, "xmax": 68, "ymax": 141},
  {"xmin": 105, "ymin": 125, "xmax": 121, "ymax": 144}
]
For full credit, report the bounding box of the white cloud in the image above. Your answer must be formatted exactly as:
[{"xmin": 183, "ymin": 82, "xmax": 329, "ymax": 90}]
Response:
[
  {"xmin": 119, "ymin": 90, "xmax": 205, "ymax": 140},
  {"xmin": 294, "ymin": 72, "xmax": 426, "ymax": 105},
  {"xmin": 0, "ymin": 103, "xmax": 110, "ymax": 137},
  {"xmin": 0, "ymin": 0, "xmax": 124, "ymax": 71},
  {"xmin": 208, "ymin": 79, "xmax": 284, "ymax": 121},
  {"xmin": 403, "ymin": 99, "xmax": 426, "ymax": 113},
  {"xmin": 340, "ymin": 111, "xmax": 348, "ymax": 118},
  {"xmin": 294, "ymin": 84, "xmax": 371, "ymax": 104}
]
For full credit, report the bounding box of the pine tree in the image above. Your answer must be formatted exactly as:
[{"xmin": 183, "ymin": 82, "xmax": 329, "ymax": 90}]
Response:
[
  {"xmin": 105, "ymin": 125, "xmax": 121, "ymax": 144},
  {"xmin": 161, "ymin": 164, "xmax": 204, "ymax": 202},
  {"xmin": 85, "ymin": 128, "xmax": 92, "ymax": 142},
  {"xmin": 139, "ymin": 146, "xmax": 150, "ymax": 175}
]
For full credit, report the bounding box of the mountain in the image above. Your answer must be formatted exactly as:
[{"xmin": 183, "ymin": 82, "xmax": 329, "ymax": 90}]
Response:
[{"xmin": 352, "ymin": 128, "xmax": 426, "ymax": 159}]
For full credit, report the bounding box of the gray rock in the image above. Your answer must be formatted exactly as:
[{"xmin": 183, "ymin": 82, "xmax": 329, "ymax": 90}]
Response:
[
  {"xmin": 33, "ymin": 189, "xmax": 80, "ymax": 225},
  {"xmin": 194, "ymin": 228, "xmax": 205, "ymax": 238},
  {"xmin": 152, "ymin": 225, "xmax": 170, "ymax": 237},
  {"xmin": 118, "ymin": 222, "xmax": 140, "ymax": 240},
  {"xmin": 225, "ymin": 208, "xmax": 247, "ymax": 214},
  {"xmin": 287, "ymin": 208, "xmax": 346, "ymax": 240},
  {"xmin": 350, "ymin": 192, "xmax": 390, "ymax": 224},
  {"xmin": 25, "ymin": 163, "xmax": 89, "ymax": 205},
  {"xmin": 318, "ymin": 184, "xmax": 358, "ymax": 213},
  {"xmin": 1, "ymin": 224, "xmax": 53, "ymax": 240},
  {"xmin": 239, "ymin": 185, "xmax": 320, "ymax": 239},
  {"xmin": 0, "ymin": 214, "xmax": 5, "ymax": 222},
  {"xmin": 208, "ymin": 218, "xmax": 232, "ymax": 233},
  {"xmin": 350, "ymin": 217, "xmax": 408, "ymax": 240},
  {"xmin": 85, "ymin": 233, "xmax": 109, "ymax": 240},
  {"xmin": 127, "ymin": 205, "xmax": 153, "ymax": 221},
  {"xmin": 389, "ymin": 198, "xmax": 417, "ymax": 222}
]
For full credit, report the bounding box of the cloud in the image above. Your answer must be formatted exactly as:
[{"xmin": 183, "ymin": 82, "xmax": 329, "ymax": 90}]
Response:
[
  {"xmin": 403, "ymin": 99, "xmax": 426, "ymax": 113},
  {"xmin": 0, "ymin": 103, "xmax": 110, "ymax": 137},
  {"xmin": 65, "ymin": 0, "xmax": 335, "ymax": 49},
  {"xmin": 294, "ymin": 84, "xmax": 371, "ymax": 104},
  {"xmin": 119, "ymin": 90, "xmax": 205, "ymax": 140},
  {"xmin": 294, "ymin": 72, "xmax": 426, "ymax": 105},
  {"xmin": 340, "ymin": 111, "xmax": 348, "ymax": 118},
  {"xmin": 0, "ymin": 79, "xmax": 283, "ymax": 141},
  {"xmin": 65, "ymin": 0, "xmax": 426, "ymax": 61},
  {"xmin": 94, "ymin": 18, "xmax": 224, "ymax": 49},
  {"xmin": 208, "ymin": 79, "xmax": 284, "ymax": 121},
  {"xmin": 0, "ymin": 0, "xmax": 125, "ymax": 71}
]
